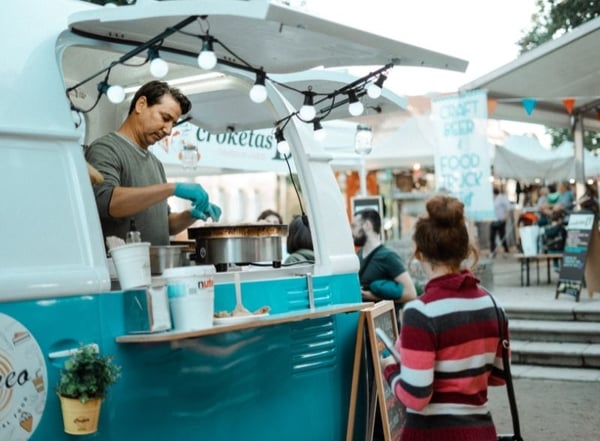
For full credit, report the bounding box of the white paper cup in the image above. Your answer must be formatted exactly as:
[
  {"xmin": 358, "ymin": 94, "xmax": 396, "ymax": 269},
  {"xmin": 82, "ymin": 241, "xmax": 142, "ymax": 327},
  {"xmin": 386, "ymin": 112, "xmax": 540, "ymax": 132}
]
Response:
[{"xmin": 110, "ymin": 242, "xmax": 152, "ymax": 290}]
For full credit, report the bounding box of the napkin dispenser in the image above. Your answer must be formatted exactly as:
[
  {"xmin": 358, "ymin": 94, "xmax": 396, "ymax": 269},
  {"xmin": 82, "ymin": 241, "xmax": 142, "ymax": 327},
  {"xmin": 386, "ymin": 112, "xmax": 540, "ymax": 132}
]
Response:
[{"xmin": 123, "ymin": 280, "xmax": 171, "ymax": 333}]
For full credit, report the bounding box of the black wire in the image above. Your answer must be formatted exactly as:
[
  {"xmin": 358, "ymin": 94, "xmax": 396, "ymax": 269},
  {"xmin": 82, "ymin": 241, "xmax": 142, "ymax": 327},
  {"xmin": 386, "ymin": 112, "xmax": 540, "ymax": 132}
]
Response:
[{"xmin": 283, "ymin": 152, "xmax": 307, "ymax": 219}]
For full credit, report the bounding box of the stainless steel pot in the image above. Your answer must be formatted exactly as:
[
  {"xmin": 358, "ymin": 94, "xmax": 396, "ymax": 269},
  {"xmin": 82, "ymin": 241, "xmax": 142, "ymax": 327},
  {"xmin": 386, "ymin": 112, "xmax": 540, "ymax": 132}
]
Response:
[
  {"xmin": 187, "ymin": 224, "xmax": 288, "ymax": 270},
  {"xmin": 149, "ymin": 245, "xmax": 187, "ymax": 275}
]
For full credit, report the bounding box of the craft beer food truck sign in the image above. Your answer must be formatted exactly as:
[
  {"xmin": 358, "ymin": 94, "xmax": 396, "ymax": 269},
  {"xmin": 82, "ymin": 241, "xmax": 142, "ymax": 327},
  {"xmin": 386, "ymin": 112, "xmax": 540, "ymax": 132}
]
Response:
[
  {"xmin": 0, "ymin": 314, "xmax": 47, "ymax": 441},
  {"xmin": 431, "ymin": 90, "xmax": 494, "ymax": 221}
]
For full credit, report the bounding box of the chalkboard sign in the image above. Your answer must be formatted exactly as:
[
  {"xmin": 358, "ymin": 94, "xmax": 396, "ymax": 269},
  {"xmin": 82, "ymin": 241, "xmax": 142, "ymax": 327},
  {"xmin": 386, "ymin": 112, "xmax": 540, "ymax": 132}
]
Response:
[
  {"xmin": 556, "ymin": 211, "xmax": 596, "ymax": 302},
  {"xmin": 365, "ymin": 301, "xmax": 405, "ymax": 441}
]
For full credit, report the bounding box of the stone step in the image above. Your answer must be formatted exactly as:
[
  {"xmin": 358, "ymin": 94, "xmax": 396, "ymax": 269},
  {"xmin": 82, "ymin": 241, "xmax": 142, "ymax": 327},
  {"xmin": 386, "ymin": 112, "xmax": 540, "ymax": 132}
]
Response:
[
  {"xmin": 509, "ymin": 319, "xmax": 600, "ymax": 344},
  {"xmin": 510, "ymin": 364, "xmax": 600, "ymax": 382},
  {"xmin": 504, "ymin": 305, "xmax": 600, "ymax": 322},
  {"xmin": 510, "ymin": 340, "xmax": 600, "ymax": 368}
]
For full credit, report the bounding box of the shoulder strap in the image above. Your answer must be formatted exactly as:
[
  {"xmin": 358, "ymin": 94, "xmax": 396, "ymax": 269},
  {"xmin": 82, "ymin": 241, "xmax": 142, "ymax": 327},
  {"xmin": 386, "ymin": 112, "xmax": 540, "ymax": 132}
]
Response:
[
  {"xmin": 484, "ymin": 289, "xmax": 524, "ymax": 441},
  {"xmin": 358, "ymin": 244, "xmax": 383, "ymax": 279}
]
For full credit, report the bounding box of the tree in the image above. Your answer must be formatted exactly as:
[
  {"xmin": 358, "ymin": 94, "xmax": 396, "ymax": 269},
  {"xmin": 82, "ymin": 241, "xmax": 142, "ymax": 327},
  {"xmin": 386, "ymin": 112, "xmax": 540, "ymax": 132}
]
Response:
[{"xmin": 517, "ymin": 0, "xmax": 600, "ymax": 150}]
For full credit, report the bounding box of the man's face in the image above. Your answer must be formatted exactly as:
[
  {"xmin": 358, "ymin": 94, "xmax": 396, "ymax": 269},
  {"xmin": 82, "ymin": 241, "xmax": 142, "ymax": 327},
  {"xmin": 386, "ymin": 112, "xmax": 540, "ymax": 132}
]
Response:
[
  {"xmin": 137, "ymin": 94, "xmax": 182, "ymax": 148},
  {"xmin": 351, "ymin": 216, "xmax": 367, "ymax": 247}
]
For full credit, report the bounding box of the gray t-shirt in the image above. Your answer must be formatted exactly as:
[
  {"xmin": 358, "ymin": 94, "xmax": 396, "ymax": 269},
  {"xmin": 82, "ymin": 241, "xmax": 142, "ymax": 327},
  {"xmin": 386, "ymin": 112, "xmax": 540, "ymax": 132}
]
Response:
[{"xmin": 85, "ymin": 132, "xmax": 170, "ymax": 246}]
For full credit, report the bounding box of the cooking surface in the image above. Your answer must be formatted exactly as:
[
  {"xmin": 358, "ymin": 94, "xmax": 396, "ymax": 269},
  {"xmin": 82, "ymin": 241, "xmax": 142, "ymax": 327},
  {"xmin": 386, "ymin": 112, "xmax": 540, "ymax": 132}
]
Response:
[{"xmin": 188, "ymin": 223, "xmax": 288, "ymax": 238}]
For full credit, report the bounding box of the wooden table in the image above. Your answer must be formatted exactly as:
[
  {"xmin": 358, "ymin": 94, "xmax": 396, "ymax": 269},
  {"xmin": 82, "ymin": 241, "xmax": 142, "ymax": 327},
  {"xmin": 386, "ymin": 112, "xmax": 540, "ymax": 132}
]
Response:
[{"xmin": 514, "ymin": 253, "xmax": 563, "ymax": 287}]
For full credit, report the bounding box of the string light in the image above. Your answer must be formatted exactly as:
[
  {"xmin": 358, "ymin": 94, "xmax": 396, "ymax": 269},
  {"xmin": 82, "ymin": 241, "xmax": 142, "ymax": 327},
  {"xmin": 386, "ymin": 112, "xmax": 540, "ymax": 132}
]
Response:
[
  {"xmin": 65, "ymin": 15, "xmax": 393, "ymax": 135},
  {"xmin": 197, "ymin": 36, "xmax": 217, "ymax": 70},
  {"xmin": 97, "ymin": 81, "xmax": 125, "ymax": 104},
  {"xmin": 367, "ymin": 74, "xmax": 387, "ymax": 99},
  {"xmin": 348, "ymin": 90, "xmax": 364, "ymax": 116},
  {"xmin": 275, "ymin": 128, "xmax": 290, "ymax": 156},
  {"xmin": 313, "ymin": 118, "xmax": 326, "ymax": 141},
  {"xmin": 148, "ymin": 47, "xmax": 169, "ymax": 78},
  {"xmin": 249, "ymin": 70, "xmax": 268, "ymax": 103},
  {"xmin": 299, "ymin": 91, "xmax": 316, "ymax": 121}
]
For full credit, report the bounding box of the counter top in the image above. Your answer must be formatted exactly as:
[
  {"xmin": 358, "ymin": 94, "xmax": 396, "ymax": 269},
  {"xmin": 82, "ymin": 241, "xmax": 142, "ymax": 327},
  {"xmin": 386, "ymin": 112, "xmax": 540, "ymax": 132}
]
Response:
[{"xmin": 116, "ymin": 302, "xmax": 371, "ymax": 343}]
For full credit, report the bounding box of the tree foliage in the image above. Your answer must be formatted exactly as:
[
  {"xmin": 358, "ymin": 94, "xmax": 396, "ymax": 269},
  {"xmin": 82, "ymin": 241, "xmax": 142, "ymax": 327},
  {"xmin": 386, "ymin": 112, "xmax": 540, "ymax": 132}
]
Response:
[{"xmin": 517, "ymin": 0, "xmax": 600, "ymax": 149}]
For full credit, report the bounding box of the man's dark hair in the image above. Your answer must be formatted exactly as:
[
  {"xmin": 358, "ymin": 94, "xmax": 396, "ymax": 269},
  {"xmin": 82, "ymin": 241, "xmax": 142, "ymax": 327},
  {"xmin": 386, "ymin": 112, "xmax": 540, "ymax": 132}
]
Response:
[
  {"xmin": 128, "ymin": 80, "xmax": 191, "ymax": 115},
  {"xmin": 356, "ymin": 209, "xmax": 381, "ymax": 234}
]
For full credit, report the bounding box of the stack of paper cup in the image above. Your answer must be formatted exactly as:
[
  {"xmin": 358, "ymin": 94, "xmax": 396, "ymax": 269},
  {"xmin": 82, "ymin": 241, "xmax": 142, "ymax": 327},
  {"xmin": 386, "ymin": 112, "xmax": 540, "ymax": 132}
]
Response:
[{"xmin": 110, "ymin": 242, "xmax": 152, "ymax": 290}]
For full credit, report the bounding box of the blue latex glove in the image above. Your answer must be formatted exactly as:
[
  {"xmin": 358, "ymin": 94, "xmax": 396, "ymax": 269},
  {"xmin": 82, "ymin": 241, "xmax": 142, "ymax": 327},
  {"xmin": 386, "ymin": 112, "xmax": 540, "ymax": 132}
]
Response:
[
  {"xmin": 174, "ymin": 183, "xmax": 209, "ymax": 212},
  {"xmin": 205, "ymin": 203, "xmax": 222, "ymax": 221},
  {"xmin": 369, "ymin": 279, "xmax": 404, "ymax": 300},
  {"xmin": 190, "ymin": 202, "xmax": 222, "ymax": 221}
]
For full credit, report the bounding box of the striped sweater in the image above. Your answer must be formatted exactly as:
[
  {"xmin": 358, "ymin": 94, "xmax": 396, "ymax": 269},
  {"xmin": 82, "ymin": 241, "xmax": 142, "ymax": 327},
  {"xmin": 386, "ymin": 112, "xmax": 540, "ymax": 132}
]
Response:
[{"xmin": 385, "ymin": 270, "xmax": 507, "ymax": 441}]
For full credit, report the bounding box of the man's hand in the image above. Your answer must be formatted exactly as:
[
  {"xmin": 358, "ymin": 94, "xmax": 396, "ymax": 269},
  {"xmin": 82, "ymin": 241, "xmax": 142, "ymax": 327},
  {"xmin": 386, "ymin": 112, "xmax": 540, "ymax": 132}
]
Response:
[
  {"xmin": 190, "ymin": 202, "xmax": 222, "ymax": 221},
  {"xmin": 174, "ymin": 182, "xmax": 209, "ymax": 212}
]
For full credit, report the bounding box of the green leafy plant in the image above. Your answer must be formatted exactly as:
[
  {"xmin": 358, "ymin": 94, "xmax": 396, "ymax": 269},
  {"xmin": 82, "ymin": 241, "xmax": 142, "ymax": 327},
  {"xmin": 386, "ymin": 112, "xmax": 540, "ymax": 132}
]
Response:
[{"xmin": 57, "ymin": 345, "xmax": 121, "ymax": 404}]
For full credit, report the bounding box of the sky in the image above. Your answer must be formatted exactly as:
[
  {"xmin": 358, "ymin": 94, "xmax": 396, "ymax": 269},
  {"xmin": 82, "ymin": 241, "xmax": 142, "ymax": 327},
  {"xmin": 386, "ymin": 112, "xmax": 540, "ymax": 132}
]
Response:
[{"xmin": 305, "ymin": 0, "xmax": 549, "ymax": 141}]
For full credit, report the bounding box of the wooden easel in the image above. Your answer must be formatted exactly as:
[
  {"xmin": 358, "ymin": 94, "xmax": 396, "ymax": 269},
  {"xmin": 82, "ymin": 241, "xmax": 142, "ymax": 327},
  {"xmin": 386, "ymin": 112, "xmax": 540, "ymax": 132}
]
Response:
[{"xmin": 345, "ymin": 301, "xmax": 404, "ymax": 441}]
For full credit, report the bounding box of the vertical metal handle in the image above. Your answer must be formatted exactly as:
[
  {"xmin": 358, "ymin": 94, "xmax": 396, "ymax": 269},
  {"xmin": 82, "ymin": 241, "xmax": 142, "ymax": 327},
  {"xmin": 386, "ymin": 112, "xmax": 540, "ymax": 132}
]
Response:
[{"xmin": 305, "ymin": 272, "xmax": 315, "ymax": 310}]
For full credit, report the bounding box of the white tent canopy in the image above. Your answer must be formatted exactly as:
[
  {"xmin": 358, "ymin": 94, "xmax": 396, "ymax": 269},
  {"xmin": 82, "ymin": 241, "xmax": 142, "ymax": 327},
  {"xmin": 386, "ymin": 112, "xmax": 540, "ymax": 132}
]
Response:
[{"xmin": 493, "ymin": 135, "xmax": 600, "ymax": 181}]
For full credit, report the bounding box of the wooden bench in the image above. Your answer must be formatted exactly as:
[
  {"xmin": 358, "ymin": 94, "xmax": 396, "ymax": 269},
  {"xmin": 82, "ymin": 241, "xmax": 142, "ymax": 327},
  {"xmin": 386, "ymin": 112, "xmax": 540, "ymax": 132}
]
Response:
[{"xmin": 513, "ymin": 253, "xmax": 564, "ymax": 287}]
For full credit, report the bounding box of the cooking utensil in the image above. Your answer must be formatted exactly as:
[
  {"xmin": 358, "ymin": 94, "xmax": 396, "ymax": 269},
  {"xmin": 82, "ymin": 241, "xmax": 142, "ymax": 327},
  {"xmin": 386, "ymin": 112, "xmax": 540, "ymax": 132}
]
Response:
[
  {"xmin": 149, "ymin": 245, "xmax": 187, "ymax": 275},
  {"xmin": 187, "ymin": 223, "xmax": 287, "ymax": 269},
  {"xmin": 233, "ymin": 272, "xmax": 251, "ymax": 316}
]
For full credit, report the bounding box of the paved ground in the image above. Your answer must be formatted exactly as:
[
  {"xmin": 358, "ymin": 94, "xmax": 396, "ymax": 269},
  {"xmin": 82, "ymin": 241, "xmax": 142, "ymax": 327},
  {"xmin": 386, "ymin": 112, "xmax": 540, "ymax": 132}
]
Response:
[
  {"xmin": 487, "ymin": 378, "xmax": 600, "ymax": 440},
  {"xmin": 480, "ymin": 253, "xmax": 600, "ymax": 440}
]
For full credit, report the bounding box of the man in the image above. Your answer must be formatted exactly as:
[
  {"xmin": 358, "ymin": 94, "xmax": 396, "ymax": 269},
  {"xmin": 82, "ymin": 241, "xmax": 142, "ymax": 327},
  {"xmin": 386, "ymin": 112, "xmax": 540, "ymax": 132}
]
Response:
[
  {"xmin": 86, "ymin": 80, "xmax": 221, "ymax": 246},
  {"xmin": 490, "ymin": 187, "xmax": 511, "ymax": 257},
  {"xmin": 351, "ymin": 209, "xmax": 417, "ymax": 305}
]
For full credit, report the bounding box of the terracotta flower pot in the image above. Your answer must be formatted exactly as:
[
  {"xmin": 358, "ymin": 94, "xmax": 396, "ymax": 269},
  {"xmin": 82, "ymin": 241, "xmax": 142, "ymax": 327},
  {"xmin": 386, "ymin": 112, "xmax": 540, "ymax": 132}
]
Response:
[{"xmin": 58, "ymin": 395, "xmax": 102, "ymax": 435}]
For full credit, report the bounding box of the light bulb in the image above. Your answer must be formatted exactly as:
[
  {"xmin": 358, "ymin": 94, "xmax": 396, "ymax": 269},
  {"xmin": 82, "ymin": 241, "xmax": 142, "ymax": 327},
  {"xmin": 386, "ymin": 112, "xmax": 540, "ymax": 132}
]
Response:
[
  {"xmin": 299, "ymin": 92, "xmax": 316, "ymax": 121},
  {"xmin": 249, "ymin": 84, "xmax": 268, "ymax": 103},
  {"xmin": 348, "ymin": 91, "xmax": 364, "ymax": 116},
  {"xmin": 277, "ymin": 140, "xmax": 290, "ymax": 156},
  {"xmin": 150, "ymin": 57, "xmax": 169, "ymax": 78},
  {"xmin": 349, "ymin": 100, "xmax": 364, "ymax": 116},
  {"xmin": 299, "ymin": 104, "xmax": 316, "ymax": 121},
  {"xmin": 275, "ymin": 129, "xmax": 290, "ymax": 156},
  {"xmin": 367, "ymin": 74, "xmax": 387, "ymax": 99},
  {"xmin": 197, "ymin": 38, "xmax": 217, "ymax": 70},
  {"xmin": 107, "ymin": 85, "xmax": 125, "ymax": 104},
  {"xmin": 313, "ymin": 119, "xmax": 326, "ymax": 142},
  {"xmin": 197, "ymin": 50, "xmax": 217, "ymax": 70},
  {"xmin": 367, "ymin": 82, "xmax": 382, "ymax": 99}
]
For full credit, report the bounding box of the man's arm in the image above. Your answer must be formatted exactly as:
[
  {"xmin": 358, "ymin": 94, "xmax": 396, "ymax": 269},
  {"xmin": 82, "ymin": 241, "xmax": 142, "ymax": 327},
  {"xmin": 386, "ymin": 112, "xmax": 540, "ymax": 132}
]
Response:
[
  {"xmin": 168, "ymin": 211, "xmax": 197, "ymax": 236},
  {"xmin": 394, "ymin": 271, "xmax": 417, "ymax": 303},
  {"xmin": 109, "ymin": 183, "xmax": 176, "ymax": 218}
]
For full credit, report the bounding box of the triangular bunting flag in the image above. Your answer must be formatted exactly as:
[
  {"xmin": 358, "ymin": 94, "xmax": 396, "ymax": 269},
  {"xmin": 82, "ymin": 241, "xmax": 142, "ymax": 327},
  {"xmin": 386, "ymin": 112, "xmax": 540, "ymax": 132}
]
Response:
[
  {"xmin": 522, "ymin": 98, "xmax": 537, "ymax": 116},
  {"xmin": 562, "ymin": 98, "xmax": 575, "ymax": 114},
  {"xmin": 487, "ymin": 99, "xmax": 498, "ymax": 116}
]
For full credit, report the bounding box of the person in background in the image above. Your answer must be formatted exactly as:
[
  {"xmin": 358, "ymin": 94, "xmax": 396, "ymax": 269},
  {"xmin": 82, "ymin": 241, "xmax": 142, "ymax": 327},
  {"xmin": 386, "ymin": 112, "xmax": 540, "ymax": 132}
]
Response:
[
  {"xmin": 554, "ymin": 181, "xmax": 575, "ymax": 214},
  {"xmin": 383, "ymin": 195, "xmax": 507, "ymax": 441},
  {"xmin": 86, "ymin": 80, "xmax": 221, "ymax": 246},
  {"xmin": 257, "ymin": 209, "xmax": 283, "ymax": 224},
  {"xmin": 490, "ymin": 187, "xmax": 511, "ymax": 257},
  {"xmin": 283, "ymin": 215, "xmax": 314, "ymax": 264},
  {"xmin": 351, "ymin": 209, "xmax": 417, "ymax": 308}
]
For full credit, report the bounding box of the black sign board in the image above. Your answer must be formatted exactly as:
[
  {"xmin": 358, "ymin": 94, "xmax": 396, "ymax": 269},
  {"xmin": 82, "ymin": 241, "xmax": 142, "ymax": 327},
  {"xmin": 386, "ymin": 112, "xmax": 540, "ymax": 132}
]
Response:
[
  {"xmin": 346, "ymin": 302, "xmax": 404, "ymax": 441},
  {"xmin": 556, "ymin": 211, "xmax": 596, "ymax": 302}
]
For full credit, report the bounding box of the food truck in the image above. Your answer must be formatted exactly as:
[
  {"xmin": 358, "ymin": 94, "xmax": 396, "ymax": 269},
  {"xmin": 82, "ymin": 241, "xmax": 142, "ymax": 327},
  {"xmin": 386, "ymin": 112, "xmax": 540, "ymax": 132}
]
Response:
[{"xmin": 0, "ymin": 1, "xmax": 466, "ymax": 440}]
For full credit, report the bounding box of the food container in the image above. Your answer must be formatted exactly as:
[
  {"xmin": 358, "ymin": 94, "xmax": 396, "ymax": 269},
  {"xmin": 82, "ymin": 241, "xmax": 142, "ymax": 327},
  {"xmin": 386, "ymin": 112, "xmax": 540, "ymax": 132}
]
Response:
[
  {"xmin": 149, "ymin": 245, "xmax": 187, "ymax": 275},
  {"xmin": 123, "ymin": 281, "xmax": 172, "ymax": 334},
  {"xmin": 187, "ymin": 223, "xmax": 287, "ymax": 270},
  {"xmin": 163, "ymin": 265, "xmax": 216, "ymax": 331}
]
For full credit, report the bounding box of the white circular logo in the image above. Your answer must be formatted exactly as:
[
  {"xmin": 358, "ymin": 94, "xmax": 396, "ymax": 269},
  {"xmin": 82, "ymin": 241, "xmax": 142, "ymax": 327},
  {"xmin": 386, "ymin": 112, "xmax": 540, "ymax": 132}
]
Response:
[{"xmin": 0, "ymin": 313, "xmax": 47, "ymax": 441}]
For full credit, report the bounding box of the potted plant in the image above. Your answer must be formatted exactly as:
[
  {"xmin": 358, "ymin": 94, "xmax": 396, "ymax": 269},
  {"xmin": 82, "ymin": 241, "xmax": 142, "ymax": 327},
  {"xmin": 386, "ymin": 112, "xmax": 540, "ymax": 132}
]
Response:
[{"xmin": 56, "ymin": 344, "xmax": 121, "ymax": 435}]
